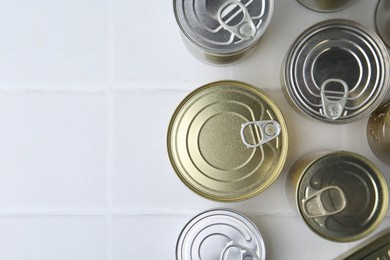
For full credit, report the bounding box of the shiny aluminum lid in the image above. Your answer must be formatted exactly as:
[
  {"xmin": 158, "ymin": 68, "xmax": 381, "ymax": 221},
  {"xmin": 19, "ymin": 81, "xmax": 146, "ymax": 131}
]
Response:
[
  {"xmin": 167, "ymin": 81, "xmax": 288, "ymax": 202},
  {"xmin": 284, "ymin": 19, "xmax": 390, "ymax": 123},
  {"xmin": 375, "ymin": 0, "xmax": 390, "ymax": 48},
  {"xmin": 176, "ymin": 209, "xmax": 265, "ymax": 260},
  {"xmin": 174, "ymin": 0, "xmax": 274, "ymax": 55},
  {"xmin": 298, "ymin": 152, "xmax": 388, "ymax": 242}
]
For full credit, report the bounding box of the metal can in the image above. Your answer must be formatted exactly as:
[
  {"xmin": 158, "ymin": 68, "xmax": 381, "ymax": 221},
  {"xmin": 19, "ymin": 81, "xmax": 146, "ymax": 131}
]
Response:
[
  {"xmin": 286, "ymin": 151, "xmax": 388, "ymax": 242},
  {"xmin": 176, "ymin": 209, "xmax": 265, "ymax": 260},
  {"xmin": 375, "ymin": 0, "xmax": 390, "ymax": 48},
  {"xmin": 173, "ymin": 0, "xmax": 274, "ymax": 64},
  {"xmin": 283, "ymin": 19, "xmax": 390, "ymax": 124},
  {"xmin": 167, "ymin": 80, "xmax": 288, "ymax": 202},
  {"xmin": 337, "ymin": 231, "xmax": 390, "ymax": 260},
  {"xmin": 296, "ymin": 0, "xmax": 360, "ymax": 12},
  {"xmin": 367, "ymin": 100, "xmax": 390, "ymax": 165}
]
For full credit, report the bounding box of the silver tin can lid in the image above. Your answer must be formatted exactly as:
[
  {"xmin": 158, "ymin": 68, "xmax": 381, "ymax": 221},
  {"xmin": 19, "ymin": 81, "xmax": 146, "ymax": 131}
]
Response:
[
  {"xmin": 375, "ymin": 0, "xmax": 390, "ymax": 48},
  {"xmin": 296, "ymin": 0, "xmax": 360, "ymax": 13},
  {"xmin": 176, "ymin": 209, "xmax": 265, "ymax": 260},
  {"xmin": 284, "ymin": 19, "xmax": 390, "ymax": 123},
  {"xmin": 174, "ymin": 0, "xmax": 273, "ymax": 56},
  {"xmin": 297, "ymin": 152, "xmax": 388, "ymax": 242}
]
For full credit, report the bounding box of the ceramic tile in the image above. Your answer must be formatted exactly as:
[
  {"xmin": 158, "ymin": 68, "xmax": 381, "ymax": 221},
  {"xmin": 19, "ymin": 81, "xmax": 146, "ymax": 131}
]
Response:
[
  {"xmin": 0, "ymin": 93, "xmax": 107, "ymax": 208},
  {"xmin": 0, "ymin": 0, "xmax": 108, "ymax": 87},
  {"xmin": 112, "ymin": 215, "xmax": 188, "ymax": 260},
  {"xmin": 0, "ymin": 216, "xmax": 106, "ymax": 260}
]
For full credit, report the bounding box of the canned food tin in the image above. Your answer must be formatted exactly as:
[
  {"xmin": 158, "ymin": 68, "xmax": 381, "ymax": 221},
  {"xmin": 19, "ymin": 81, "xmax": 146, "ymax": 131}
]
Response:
[
  {"xmin": 167, "ymin": 81, "xmax": 288, "ymax": 202},
  {"xmin": 173, "ymin": 0, "xmax": 274, "ymax": 64},
  {"xmin": 337, "ymin": 231, "xmax": 390, "ymax": 260},
  {"xmin": 284, "ymin": 20, "xmax": 390, "ymax": 124},
  {"xmin": 296, "ymin": 0, "xmax": 360, "ymax": 12},
  {"xmin": 176, "ymin": 209, "xmax": 265, "ymax": 260},
  {"xmin": 375, "ymin": 0, "xmax": 390, "ymax": 48},
  {"xmin": 367, "ymin": 100, "xmax": 390, "ymax": 165},
  {"xmin": 286, "ymin": 151, "xmax": 388, "ymax": 242}
]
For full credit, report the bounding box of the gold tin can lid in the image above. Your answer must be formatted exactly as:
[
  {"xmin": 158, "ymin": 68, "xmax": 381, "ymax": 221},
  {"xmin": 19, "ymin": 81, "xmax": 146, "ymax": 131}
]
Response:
[
  {"xmin": 367, "ymin": 100, "xmax": 390, "ymax": 165},
  {"xmin": 167, "ymin": 81, "xmax": 288, "ymax": 202},
  {"xmin": 297, "ymin": 151, "xmax": 388, "ymax": 242}
]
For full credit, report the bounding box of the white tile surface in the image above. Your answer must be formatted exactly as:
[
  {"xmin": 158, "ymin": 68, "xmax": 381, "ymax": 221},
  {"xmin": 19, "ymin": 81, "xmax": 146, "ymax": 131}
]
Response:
[
  {"xmin": 0, "ymin": 0, "xmax": 108, "ymax": 88},
  {"xmin": 0, "ymin": 216, "xmax": 107, "ymax": 260},
  {"xmin": 112, "ymin": 215, "xmax": 189, "ymax": 260},
  {"xmin": 0, "ymin": 0, "xmax": 388, "ymax": 259},
  {"xmin": 0, "ymin": 93, "xmax": 107, "ymax": 208}
]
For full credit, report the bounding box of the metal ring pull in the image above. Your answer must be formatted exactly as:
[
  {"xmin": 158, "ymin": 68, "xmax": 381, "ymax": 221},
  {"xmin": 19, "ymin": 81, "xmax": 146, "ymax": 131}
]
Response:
[
  {"xmin": 302, "ymin": 186, "xmax": 347, "ymax": 219},
  {"xmin": 220, "ymin": 241, "xmax": 260, "ymax": 260},
  {"xmin": 241, "ymin": 120, "xmax": 281, "ymax": 148},
  {"xmin": 321, "ymin": 79, "xmax": 349, "ymax": 120},
  {"xmin": 217, "ymin": 0, "xmax": 256, "ymax": 41}
]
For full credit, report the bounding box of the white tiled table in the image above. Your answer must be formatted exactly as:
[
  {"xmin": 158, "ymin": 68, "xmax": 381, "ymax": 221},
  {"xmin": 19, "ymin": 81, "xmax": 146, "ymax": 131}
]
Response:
[{"xmin": 0, "ymin": 0, "xmax": 388, "ymax": 259}]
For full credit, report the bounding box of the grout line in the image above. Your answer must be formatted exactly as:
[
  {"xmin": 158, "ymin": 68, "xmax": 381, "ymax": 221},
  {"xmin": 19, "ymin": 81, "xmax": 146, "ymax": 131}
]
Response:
[
  {"xmin": 0, "ymin": 209, "xmax": 387, "ymax": 218},
  {"xmin": 106, "ymin": 87, "xmax": 284, "ymax": 94},
  {"xmin": 106, "ymin": 92, "xmax": 114, "ymax": 260},
  {"xmin": 110, "ymin": 209, "xmax": 299, "ymax": 217},
  {"xmin": 0, "ymin": 209, "xmax": 107, "ymax": 216},
  {"xmin": 0, "ymin": 211, "xmax": 294, "ymax": 217},
  {"xmin": 0, "ymin": 208, "xmax": 295, "ymax": 217},
  {"xmin": 0, "ymin": 87, "xmax": 108, "ymax": 94},
  {"xmin": 0, "ymin": 86, "xmax": 286, "ymax": 95},
  {"xmin": 0, "ymin": 86, "xmax": 193, "ymax": 95},
  {"xmin": 108, "ymin": 88, "xmax": 191, "ymax": 94},
  {"xmin": 106, "ymin": 0, "xmax": 115, "ymax": 258}
]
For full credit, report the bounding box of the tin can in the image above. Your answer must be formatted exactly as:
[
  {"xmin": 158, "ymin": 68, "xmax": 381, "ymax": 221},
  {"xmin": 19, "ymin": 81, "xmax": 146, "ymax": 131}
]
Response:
[
  {"xmin": 296, "ymin": 0, "xmax": 360, "ymax": 12},
  {"xmin": 167, "ymin": 80, "xmax": 288, "ymax": 202},
  {"xmin": 286, "ymin": 151, "xmax": 388, "ymax": 242},
  {"xmin": 176, "ymin": 209, "xmax": 265, "ymax": 260},
  {"xmin": 173, "ymin": 0, "xmax": 274, "ymax": 64},
  {"xmin": 283, "ymin": 19, "xmax": 390, "ymax": 124},
  {"xmin": 375, "ymin": 0, "xmax": 390, "ymax": 48},
  {"xmin": 337, "ymin": 230, "xmax": 390, "ymax": 259},
  {"xmin": 367, "ymin": 100, "xmax": 390, "ymax": 165}
]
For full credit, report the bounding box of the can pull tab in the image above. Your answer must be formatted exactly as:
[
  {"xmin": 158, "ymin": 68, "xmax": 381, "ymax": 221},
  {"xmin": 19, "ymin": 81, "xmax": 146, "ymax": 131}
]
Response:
[
  {"xmin": 321, "ymin": 79, "xmax": 349, "ymax": 120},
  {"xmin": 217, "ymin": 0, "xmax": 256, "ymax": 41},
  {"xmin": 240, "ymin": 120, "xmax": 281, "ymax": 148},
  {"xmin": 302, "ymin": 186, "xmax": 347, "ymax": 219},
  {"xmin": 220, "ymin": 242, "xmax": 260, "ymax": 260}
]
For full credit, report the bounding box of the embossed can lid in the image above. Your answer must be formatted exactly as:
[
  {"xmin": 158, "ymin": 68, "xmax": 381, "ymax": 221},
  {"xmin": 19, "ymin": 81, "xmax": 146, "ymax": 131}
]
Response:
[
  {"xmin": 176, "ymin": 209, "xmax": 265, "ymax": 260},
  {"xmin": 167, "ymin": 81, "xmax": 288, "ymax": 202},
  {"xmin": 284, "ymin": 19, "xmax": 390, "ymax": 123},
  {"xmin": 173, "ymin": 0, "xmax": 273, "ymax": 56},
  {"xmin": 297, "ymin": 152, "xmax": 388, "ymax": 242},
  {"xmin": 367, "ymin": 100, "xmax": 390, "ymax": 165}
]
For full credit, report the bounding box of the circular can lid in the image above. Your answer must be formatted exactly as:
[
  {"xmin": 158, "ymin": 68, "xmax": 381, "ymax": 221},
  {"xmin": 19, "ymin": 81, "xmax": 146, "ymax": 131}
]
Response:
[
  {"xmin": 284, "ymin": 19, "xmax": 390, "ymax": 123},
  {"xmin": 176, "ymin": 209, "xmax": 265, "ymax": 260},
  {"xmin": 375, "ymin": 0, "xmax": 390, "ymax": 48},
  {"xmin": 174, "ymin": 0, "xmax": 274, "ymax": 56},
  {"xmin": 167, "ymin": 81, "xmax": 288, "ymax": 202},
  {"xmin": 367, "ymin": 100, "xmax": 390, "ymax": 165},
  {"xmin": 297, "ymin": 152, "xmax": 389, "ymax": 242}
]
